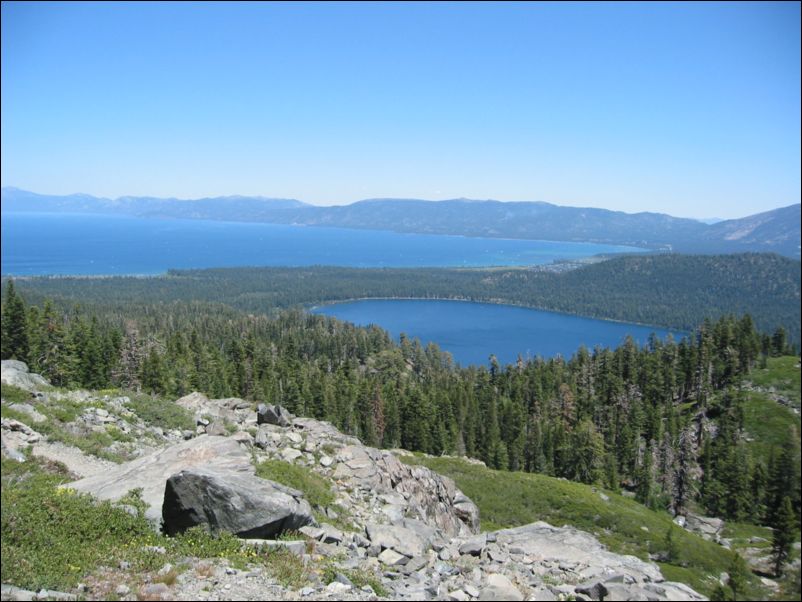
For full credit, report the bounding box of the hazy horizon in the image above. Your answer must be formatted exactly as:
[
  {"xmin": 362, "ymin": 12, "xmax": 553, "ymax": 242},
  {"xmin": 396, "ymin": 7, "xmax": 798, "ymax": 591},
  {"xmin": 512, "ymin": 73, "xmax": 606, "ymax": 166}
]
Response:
[
  {"xmin": 2, "ymin": 2, "xmax": 800, "ymax": 220},
  {"xmin": 3, "ymin": 185, "xmax": 798, "ymax": 222}
]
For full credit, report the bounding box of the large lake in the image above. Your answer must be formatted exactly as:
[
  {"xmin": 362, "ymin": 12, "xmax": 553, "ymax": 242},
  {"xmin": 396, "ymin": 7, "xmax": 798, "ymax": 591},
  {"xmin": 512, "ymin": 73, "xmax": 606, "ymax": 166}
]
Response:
[
  {"xmin": 1, "ymin": 212, "xmax": 644, "ymax": 275},
  {"xmin": 312, "ymin": 299, "xmax": 684, "ymax": 365}
]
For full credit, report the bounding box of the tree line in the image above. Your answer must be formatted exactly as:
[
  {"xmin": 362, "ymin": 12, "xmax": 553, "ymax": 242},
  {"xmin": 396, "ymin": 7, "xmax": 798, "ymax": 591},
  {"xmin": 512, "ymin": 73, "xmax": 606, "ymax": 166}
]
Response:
[{"xmin": 9, "ymin": 252, "xmax": 801, "ymax": 347}]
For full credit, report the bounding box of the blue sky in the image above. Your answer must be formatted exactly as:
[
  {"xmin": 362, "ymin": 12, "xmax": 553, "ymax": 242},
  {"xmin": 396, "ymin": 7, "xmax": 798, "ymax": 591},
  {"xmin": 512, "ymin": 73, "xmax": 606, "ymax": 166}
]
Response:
[{"xmin": 1, "ymin": 1, "xmax": 799, "ymax": 219}]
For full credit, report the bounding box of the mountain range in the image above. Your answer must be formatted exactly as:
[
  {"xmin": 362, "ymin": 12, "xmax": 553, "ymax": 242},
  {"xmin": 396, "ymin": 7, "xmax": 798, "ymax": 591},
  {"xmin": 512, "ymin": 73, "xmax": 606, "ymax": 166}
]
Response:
[{"xmin": 2, "ymin": 187, "xmax": 799, "ymax": 257}]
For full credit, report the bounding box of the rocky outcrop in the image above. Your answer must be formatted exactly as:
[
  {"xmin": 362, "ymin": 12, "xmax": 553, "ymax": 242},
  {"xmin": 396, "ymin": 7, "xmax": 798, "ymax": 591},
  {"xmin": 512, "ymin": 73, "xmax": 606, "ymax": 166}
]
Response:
[
  {"xmin": 1, "ymin": 359, "xmax": 50, "ymax": 391},
  {"xmin": 681, "ymin": 513, "xmax": 725, "ymax": 543},
  {"xmin": 162, "ymin": 468, "xmax": 315, "ymax": 537},
  {"xmin": 175, "ymin": 391, "xmax": 256, "ymax": 431},
  {"xmin": 255, "ymin": 415, "xmax": 480, "ymax": 540},
  {"xmin": 2, "ymin": 384, "xmax": 710, "ymax": 601},
  {"xmin": 68, "ymin": 436, "xmax": 254, "ymax": 524},
  {"xmin": 402, "ymin": 521, "xmax": 708, "ymax": 602},
  {"xmin": 331, "ymin": 444, "xmax": 480, "ymax": 537}
]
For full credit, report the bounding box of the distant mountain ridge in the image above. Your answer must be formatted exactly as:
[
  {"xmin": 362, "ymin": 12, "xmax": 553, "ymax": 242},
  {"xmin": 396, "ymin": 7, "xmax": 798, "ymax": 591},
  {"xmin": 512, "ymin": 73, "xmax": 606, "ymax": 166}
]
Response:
[{"xmin": 2, "ymin": 187, "xmax": 799, "ymax": 257}]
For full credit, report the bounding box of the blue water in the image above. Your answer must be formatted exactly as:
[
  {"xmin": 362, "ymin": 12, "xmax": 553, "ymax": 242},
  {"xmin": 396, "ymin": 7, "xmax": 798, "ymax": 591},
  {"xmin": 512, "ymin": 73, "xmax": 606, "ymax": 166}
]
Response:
[
  {"xmin": 312, "ymin": 299, "xmax": 684, "ymax": 366},
  {"xmin": 1, "ymin": 212, "xmax": 645, "ymax": 275}
]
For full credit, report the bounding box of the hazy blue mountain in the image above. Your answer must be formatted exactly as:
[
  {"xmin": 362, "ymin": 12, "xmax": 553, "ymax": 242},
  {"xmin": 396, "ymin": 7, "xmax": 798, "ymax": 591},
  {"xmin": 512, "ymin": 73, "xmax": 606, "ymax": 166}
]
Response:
[
  {"xmin": 2, "ymin": 187, "xmax": 798, "ymax": 257},
  {"xmin": 706, "ymin": 204, "xmax": 801, "ymax": 256},
  {"xmin": 0, "ymin": 187, "xmax": 310, "ymax": 222}
]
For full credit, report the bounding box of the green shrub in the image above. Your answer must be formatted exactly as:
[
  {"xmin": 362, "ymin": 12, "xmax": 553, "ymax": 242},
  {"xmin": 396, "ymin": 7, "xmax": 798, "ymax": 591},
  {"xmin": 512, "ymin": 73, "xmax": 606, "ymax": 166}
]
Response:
[
  {"xmin": 1, "ymin": 463, "xmax": 153, "ymax": 591},
  {"xmin": 255, "ymin": 459, "xmax": 335, "ymax": 510},
  {"xmin": 1, "ymin": 383, "xmax": 31, "ymax": 404},
  {"xmin": 127, "ymin": 393, "xmax": 194, "ymax": 431}
]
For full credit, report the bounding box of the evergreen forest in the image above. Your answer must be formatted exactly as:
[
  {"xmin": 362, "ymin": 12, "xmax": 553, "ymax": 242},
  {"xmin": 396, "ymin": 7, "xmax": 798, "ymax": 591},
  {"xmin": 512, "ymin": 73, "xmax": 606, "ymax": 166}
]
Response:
[{"xmin": 2, "ymin": 275, "xmax": 799, "ymax": 548}]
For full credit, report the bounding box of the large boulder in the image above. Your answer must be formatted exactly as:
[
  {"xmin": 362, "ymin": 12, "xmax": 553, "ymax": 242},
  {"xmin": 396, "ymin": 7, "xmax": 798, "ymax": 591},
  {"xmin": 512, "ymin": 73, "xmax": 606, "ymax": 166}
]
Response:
[
  {"xmin": 68, "ymin": 436, "xmax": 253, "ymax": 524},
  {"xmin": 256, "ymin": 403, "xmax": 293, "ymax": 427},
  {"xmin": 162, "ymin": 468, "xmax": 315, "ymax": 538},
  {"xmin": 1, "ymin": 360, "xmax": 50, "ymax": 392}
]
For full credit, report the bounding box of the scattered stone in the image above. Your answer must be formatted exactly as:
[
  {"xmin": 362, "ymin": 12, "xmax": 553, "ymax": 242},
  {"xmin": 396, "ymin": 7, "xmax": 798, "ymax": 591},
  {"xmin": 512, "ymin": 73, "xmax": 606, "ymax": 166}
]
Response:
[
  {"xmin": 325, "ymin": 581, "xmax": 351, "ymax": 594},
  {"xmin": 205, "ymin": 420, "xmax": 228, "ymax": 437},
  {"xmin": 8, "ymin": 403, "xmax": 47, "ymax": 423},
  {"xmin": 463, "ymin": 583, "xmax": 479, "ymax": 598},
  {"xmin": 459, "ymin": 534, "xmax": 486, "ymax": 556},
  {"xmin": 1, "ymin": 442, "xmax": 26, "ymax": 463},
  {"xmin": 333, "ymin": 573, "xmax": 354, "ymax": 587},
  {"xmin": 280, "ymin": 447, "xmax": 303, "ymax": 462},
  {"xmin": 367, "ymin": 522, "xmax": 426, "ymax": 558},
  {"xmin": 286, "ymin": 431, "xmax": 303, "ymax": 445},
  {"xmin": 321, "ymin": 523, "xmax": 344, "ymax": 544},
  {"xmin": 300, "ymin": 525, "xmax": 325, "ymax": 540},
  {"xmin": 0, "ymin": 584, "xmax": 36, "ymax": 601},
  {"xmin": 479, "ymin": 573, "xmax": 524, "ymax": 601},
  {"xmin": 575, "ymin": 579, "xmax": 608, "ymax": 600},
  {"xmin": 138, "ymin": 582, "xmax": 169, "ymax": 600},
  {"xmin": 319, "ymin": 454, "xmax": 334, "ymax": 467},
  {"xmin": 241, "ymin": 538, "xmax": 307, "ymax": 557},
  {"xmin": 378, "ymin": 548, "xmax": 408, "ymax": 566},
  {"xmin": 115, "ymin": 584, "xmax": 131, "ymax": 596}
]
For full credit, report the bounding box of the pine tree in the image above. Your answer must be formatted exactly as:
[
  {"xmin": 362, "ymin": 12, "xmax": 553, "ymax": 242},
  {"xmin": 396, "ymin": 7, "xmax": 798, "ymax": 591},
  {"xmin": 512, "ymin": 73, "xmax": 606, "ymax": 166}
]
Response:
[
  {"xmin": 673, "ymin": 428, "xmax": 695, "ymax": 515},
  {"xmin": 771, "ymin": 327, "xmax": 788, "ymax": 357},
  {"xmin": 664, "ymin": 525, "xmax": 681, "ymax": 563},
  {"xmin": 750, "ymin": 461, "xmax": 768, "ymax": 523},
  {"xmin": 1, "ymin": 280, "xmax": 29, "ymax": 362},
  {"xmin": 710, "ymin": 583, "xmax": 730, "ymax": 602},
  {"xmin": 636, "ymin": 443, "xmax": 657, "ymax": 509},
  {"xmin": 727, "ymin": 552, "xmax": 749, "ymax": 601},
  {"xmin": 567, "ymin": 418, "xmax": 605, "ymax": 484},
  {"xmin": 772, "ymin": 496, "xmax": 797, "ymax": 577}
]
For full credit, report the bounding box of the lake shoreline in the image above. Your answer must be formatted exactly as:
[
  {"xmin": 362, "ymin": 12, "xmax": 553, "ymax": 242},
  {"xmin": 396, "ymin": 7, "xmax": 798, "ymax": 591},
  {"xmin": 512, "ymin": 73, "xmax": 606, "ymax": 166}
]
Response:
[
  {"xmin": 311, "ymin": 297, "xmax": 687, "ymax": 365},
  {"xmin": 308, "ymin": 295, "xmax": 689, "ymax": 336}
]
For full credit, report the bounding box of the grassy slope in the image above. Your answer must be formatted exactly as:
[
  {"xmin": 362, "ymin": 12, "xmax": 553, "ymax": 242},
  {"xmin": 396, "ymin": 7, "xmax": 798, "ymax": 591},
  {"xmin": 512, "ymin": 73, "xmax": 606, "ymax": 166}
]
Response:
[
  {"xmin": 747, "ymin": 356, "xmax": 801, "ymax": 407},
  {"xmin": 742, "ymin": 357, "xmax": 801, "ymax": 465},
  {"xmin": 402, "ymin": 454, "xmax": 767, "ymax": 600}
]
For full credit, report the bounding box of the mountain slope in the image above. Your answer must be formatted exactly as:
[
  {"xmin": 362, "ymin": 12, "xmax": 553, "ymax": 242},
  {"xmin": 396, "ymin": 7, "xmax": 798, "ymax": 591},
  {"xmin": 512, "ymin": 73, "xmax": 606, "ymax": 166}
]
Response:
[
  {"xmin": 3, "ymin": 187, "xmax": 798, "ymax": 256},
  {"xmin": 707, "ymin": 204, "xmax": 801, "ymax": 256}
]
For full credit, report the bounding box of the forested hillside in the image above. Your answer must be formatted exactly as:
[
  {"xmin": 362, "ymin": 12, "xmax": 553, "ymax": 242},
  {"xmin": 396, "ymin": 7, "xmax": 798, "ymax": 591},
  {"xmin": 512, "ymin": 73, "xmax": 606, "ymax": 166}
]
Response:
[
  {"xmin": 2, "ymin": 280, "xmax": 799, "ymax": 559},
  {"xmin": 10, "ymin": 253, "xmax": 801, "ymax": 346}
]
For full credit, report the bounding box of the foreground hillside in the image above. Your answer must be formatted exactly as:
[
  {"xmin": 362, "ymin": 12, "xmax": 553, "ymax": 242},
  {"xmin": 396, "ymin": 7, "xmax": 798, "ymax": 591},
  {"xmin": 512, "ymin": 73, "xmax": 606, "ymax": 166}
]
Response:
[
  {"xmin": 3, "ymin": 361, "xmax": 712, "ymax": 601},
  {"xmin": 402, "ymin": 455, "xmax": 796, "ymax": 600},
  {"xmin": 9, "ymin": 252, "xmax": 801, "ymax": 345},
  {"xmin": 4, "ymin": 188, "xmax": 799, "ymax": 256}
]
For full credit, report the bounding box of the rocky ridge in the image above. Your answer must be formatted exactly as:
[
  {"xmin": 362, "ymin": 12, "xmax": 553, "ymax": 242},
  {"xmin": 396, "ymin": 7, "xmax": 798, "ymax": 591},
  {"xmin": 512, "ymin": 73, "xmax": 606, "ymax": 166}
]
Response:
[{"xmin": 1, "ymin": 360, "xmax": 706, "ymax": 601}]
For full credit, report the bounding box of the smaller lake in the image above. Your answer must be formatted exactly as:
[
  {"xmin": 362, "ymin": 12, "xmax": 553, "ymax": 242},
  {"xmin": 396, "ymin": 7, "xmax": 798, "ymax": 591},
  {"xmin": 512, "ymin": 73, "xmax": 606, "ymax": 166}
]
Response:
[{"xmin": 312, "ymin": 299, "xmax": 684, "ymax": 365}]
